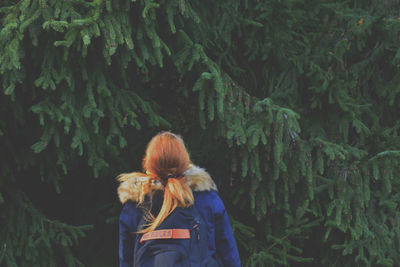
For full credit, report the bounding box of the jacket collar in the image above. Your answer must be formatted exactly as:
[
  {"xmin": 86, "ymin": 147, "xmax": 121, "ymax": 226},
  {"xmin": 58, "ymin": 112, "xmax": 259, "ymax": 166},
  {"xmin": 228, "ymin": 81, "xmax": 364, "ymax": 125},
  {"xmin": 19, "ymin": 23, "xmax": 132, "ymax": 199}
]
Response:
[{"xmin": 118, "ymin": 165, "xmax": 217, "ymax": 204}]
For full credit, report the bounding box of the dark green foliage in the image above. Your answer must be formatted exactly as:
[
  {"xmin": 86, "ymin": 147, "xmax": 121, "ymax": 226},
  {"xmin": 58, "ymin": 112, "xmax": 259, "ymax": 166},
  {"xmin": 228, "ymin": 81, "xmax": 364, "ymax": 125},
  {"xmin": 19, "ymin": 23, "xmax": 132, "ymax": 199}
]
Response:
[
  {"xmin": 1, "ymin": 0, "xmax": 400, "ymax": 266},
  {"xmin": 1, "ymin": 190, "xmax": 91, "ymax": 267}
]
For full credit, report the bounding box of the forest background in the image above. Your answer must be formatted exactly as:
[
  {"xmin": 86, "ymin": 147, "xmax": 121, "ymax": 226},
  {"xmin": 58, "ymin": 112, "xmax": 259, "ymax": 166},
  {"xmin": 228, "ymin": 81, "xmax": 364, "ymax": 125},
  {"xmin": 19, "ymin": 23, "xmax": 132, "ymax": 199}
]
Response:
[{"xmin": 1, "ymin": 0, "xmax": 400, "ymax": 266}]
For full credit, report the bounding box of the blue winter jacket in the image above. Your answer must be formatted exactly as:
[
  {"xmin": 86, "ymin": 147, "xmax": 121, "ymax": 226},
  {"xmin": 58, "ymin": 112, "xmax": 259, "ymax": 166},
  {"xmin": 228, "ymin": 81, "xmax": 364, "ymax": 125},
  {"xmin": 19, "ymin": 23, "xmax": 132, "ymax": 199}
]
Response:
[{"xmin": 118, "ymin": 166, "xmax": 241, "ymax": 267}]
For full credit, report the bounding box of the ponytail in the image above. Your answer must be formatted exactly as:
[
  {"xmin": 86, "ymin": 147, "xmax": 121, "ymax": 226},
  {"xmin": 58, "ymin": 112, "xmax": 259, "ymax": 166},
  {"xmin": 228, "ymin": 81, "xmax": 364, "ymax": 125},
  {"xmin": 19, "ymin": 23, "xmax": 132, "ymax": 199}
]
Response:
[{"xmin": 138, "ymin": 177, "xmax": 194, "ymax": 234}]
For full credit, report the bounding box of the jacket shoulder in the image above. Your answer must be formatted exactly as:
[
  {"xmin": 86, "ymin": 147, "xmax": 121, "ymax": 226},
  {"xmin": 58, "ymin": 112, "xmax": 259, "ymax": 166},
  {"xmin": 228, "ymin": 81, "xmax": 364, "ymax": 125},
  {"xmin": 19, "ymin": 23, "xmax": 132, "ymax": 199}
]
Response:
[
  {"xmin": 194, "ymin": 190, "xmax": 225, "ymax": 214},
  {"xmin": 119, "ymin": 201, "xmax": 143, "ymax": 233}
]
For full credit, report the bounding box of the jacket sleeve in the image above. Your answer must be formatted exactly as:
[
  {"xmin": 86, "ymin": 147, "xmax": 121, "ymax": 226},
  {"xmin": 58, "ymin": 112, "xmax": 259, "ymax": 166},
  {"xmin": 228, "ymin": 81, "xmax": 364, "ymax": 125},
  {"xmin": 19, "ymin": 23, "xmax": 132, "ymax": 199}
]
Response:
[
  {"xmin": 119, "ymin": 201, "xmax": 142, "ymax": 267},
  {"xmin": 212, "ymin": 192, "xmax": 241, "ymax": 267}
]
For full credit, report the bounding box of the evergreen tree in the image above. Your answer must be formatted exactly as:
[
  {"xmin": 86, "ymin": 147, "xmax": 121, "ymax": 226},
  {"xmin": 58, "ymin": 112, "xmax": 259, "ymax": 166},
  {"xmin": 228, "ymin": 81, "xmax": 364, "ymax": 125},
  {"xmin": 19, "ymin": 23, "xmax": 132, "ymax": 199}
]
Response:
[{"xmin": 1, "ymin": 0, "xmax": 400, "ymax": 266}]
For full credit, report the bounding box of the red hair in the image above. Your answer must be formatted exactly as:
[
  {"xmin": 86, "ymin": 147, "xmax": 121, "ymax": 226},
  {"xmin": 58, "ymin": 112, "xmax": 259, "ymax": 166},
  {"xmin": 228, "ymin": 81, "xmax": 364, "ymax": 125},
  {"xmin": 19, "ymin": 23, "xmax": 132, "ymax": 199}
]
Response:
[{"xmin": 138, "ymin": 132, "xmax": 194, "ymax": 233}]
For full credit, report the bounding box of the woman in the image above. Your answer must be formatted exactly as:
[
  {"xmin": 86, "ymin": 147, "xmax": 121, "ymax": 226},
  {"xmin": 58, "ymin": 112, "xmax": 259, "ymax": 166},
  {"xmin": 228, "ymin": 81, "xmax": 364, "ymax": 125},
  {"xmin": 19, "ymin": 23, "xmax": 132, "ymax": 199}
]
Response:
[{"xmin": 118, "ymin": 132, "xmax": 241, "ymax": 266}]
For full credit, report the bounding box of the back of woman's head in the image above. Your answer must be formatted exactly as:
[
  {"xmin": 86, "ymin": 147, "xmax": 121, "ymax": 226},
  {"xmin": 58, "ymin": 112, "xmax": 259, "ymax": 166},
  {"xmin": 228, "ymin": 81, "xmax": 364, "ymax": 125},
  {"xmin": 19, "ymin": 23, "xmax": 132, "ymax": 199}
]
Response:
[
  {"xmin": 143, "ymin": 132, "xmax": 190, "ymax": 182},
  {"xmin": 139, "ymin": 132, "xmax": 194, "ymax": 233}
]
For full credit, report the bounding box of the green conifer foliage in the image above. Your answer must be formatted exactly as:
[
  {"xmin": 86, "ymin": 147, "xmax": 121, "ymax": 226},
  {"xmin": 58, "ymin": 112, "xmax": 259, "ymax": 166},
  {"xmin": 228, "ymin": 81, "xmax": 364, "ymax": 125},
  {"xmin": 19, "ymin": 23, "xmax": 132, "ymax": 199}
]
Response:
[{"xmin": 1, "ymin": 0, "xmax": 400, "ymax": 266}]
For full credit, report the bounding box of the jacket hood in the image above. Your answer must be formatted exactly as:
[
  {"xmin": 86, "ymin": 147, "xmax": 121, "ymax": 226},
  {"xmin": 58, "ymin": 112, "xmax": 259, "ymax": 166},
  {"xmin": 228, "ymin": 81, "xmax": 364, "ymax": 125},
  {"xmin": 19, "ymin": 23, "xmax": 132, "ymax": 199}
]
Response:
[{"xmin": 118, "ymin": 165, "xmax": 218, "ymax": 204}]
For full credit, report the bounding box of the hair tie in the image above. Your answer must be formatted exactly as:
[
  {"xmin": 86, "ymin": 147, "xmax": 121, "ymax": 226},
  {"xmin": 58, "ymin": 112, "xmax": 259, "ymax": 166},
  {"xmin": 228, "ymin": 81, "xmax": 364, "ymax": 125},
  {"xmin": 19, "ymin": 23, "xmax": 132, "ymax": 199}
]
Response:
[
  {"xmin": 145, "ymin": 173, "xmax": 183, "ymax": 186},
  {"xmin": 162, "ymin": 174, "xmax": 183, "ymax": 186},
  {"xmin": 166, "ymin": 174, "xmax": 183, "ymax": 179}
]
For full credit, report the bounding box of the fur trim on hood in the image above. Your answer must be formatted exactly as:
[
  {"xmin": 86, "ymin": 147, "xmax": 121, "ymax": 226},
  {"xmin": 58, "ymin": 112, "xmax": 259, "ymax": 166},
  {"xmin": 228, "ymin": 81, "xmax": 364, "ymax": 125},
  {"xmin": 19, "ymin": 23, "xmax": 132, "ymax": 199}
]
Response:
[{"xmin": 117, "ymin": 165, "xmax": 218, "ymax": 204}]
